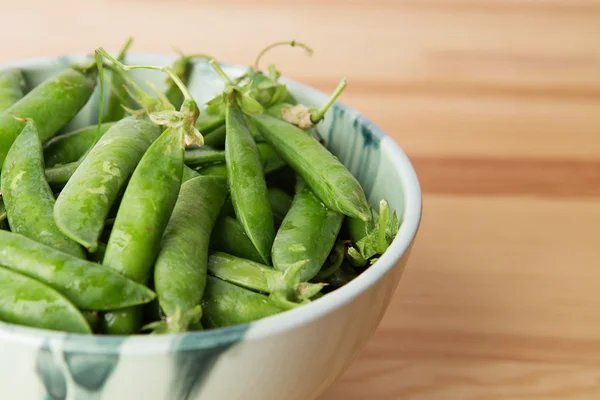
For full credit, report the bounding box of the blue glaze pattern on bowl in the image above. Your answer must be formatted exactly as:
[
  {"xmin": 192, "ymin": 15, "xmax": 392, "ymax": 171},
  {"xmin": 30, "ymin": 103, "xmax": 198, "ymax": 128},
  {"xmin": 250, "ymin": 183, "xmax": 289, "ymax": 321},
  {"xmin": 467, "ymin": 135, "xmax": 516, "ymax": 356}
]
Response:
[{"xmin": 0, "ymin": 54, "xmax": 421, "ymax": 400}]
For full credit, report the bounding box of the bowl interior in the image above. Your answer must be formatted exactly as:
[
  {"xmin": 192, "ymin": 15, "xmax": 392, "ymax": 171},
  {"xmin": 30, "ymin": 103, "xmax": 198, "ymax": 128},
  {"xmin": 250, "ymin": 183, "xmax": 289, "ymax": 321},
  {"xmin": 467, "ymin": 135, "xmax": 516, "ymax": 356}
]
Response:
[{"xmin": 0, "ymin": 54, "xmax": 421, "ymax": 351}]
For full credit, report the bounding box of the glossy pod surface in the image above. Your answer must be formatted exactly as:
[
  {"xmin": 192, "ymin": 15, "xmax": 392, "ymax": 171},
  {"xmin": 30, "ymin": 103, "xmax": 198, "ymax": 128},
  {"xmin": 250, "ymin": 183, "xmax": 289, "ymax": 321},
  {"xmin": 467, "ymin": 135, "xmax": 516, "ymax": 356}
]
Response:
[
  {"xmin": 0, "ymin": 66, "xmax": 96, "ymax": 167},
  {"xmin": 272, "ymin": 179, "xmax": 344, "ymax": 282},
  {"xmin": 201, "ymin": 276, "xmax": 284, "ymax": 329},
  {"xmin": 54, "ymin": 117, "xmax": 162, "ymax": 252},
  {"xmin": 0, "ymin": 230, "xmax": 155, "ymax": 310},
  {"xmin": 249, "ymin": 113, "xmax": 370, "ymax": 222},
  {"xmin": 225, "ymin": 105, "xmax": 274, "ymax": 265},
  {"xmin": 0, "ymin": 69, "xmax": 25, "ymax": 113},
  {"xmin": 2, "ymin": 120, "xmax": 84, "ymax": 258},
  {"xmin": 154, "ymin": 175, "xmax": 228, "ymax": 317},
  {"xmin": 0, "ymin": 266, "xmax": 91, "ymax": 334}
]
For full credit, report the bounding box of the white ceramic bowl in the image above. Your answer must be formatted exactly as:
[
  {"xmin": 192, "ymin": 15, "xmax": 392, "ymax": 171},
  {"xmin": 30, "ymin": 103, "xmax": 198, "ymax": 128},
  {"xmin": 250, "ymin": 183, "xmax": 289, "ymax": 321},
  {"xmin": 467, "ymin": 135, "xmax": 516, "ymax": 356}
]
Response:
[{"xmin": 0, "ymin": 54, "xmax": 422, "ymax": 400}]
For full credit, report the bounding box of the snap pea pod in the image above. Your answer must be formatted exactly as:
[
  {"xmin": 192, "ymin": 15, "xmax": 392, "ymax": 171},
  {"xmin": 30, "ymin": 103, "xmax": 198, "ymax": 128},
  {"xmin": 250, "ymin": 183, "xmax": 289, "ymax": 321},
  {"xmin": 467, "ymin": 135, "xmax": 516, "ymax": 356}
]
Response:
[
  {"xmin": 0, "ymin": 69, "xmax": 25, "ymax": 113},
  {"xmin": 272, "ymin": 178, "xmax": 344, "ymax": 282},
  {"xmin": 0, "ymin": 230, "xmax": 155, "ymax": 310},
  {"xmin": 2, "ymin": 119, "xmax": 84, "ymax": 257},
  {"xmin": 201, "ymin": 125, "xmax": 226, "ymax": 149},
  {"xmin": 153, "ymin": 176, "xmax": 228, "ymax": 333},
  {"xmin": 208, "ymin": 252, "xmax": 323, "ymax": 304},
  {"xmin": 225, "ymin": 104, "xmax": 275, "ymax": 264},
  {"xmin": 102, "ymin": 124, "xmax": 185, "ymax": 334},
  {"xmin": 0, "ymin": 61, "xmax": 98, "ymax": 167},
  {"xmin": 183, "ymin": 146, "xmax": 225, "ymax": 167},
  {"xmin": 43, "ymin": 122, "xmax": 116, "ymax": 167},
  {"xmin": 54, "ymin": 117, "xmax": 162, "ymax": 252},
  {"xmin": 201, "ymin": 276, "xmax": 284, "ymax": 329},
  {"xmin": 0, "ymin": 266, "xmax": 91, "ymax": 334},
  {"xmin": 103, "ymin": 124, "xmax": 184, "ymax": 282},
  {"xmin": 249, "ymin": 113, "xmax": 370, "ymax": 222}
]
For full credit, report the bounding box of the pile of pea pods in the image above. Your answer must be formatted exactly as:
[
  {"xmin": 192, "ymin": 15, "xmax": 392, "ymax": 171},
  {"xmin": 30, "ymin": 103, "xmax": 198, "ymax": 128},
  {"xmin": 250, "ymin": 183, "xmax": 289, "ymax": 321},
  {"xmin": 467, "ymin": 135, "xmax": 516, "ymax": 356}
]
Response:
[{"xmin": 0, "ymin": 40, "xmax": 399, "ymax": 335}]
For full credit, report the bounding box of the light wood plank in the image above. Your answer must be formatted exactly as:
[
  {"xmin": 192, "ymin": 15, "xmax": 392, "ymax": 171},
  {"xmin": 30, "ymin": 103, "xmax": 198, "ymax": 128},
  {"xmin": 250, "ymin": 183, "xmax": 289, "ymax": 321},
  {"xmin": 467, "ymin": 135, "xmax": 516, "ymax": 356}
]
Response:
[{"xmin": 322, "ymin": 195, "xmax": 600, "ymax": 398}]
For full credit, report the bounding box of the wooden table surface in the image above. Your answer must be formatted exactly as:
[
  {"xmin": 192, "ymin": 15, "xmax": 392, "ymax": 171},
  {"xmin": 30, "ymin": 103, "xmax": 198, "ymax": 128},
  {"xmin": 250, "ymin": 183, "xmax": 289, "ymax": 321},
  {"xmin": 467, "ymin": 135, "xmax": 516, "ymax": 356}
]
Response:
[{"xmin": 3, "ymin": 1, "xmax": 600, "ymax": 398}]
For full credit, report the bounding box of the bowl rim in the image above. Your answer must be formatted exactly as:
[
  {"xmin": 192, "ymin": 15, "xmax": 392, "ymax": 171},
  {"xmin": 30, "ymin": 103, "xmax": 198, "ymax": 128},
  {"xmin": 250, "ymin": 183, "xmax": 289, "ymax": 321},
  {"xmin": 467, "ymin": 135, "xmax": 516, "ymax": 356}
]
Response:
[{"xmin": 0, "ymin": 53, "xmax": 422, "ymax": 353}]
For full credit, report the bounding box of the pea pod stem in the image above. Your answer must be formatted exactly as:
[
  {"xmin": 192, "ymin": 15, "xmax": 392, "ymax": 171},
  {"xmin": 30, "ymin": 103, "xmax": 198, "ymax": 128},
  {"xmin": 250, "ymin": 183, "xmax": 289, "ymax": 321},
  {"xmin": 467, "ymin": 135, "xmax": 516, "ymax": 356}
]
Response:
[
  {"xmin": 96, "ymin": 47, "xmax": 194, "ymax": 103},
  {"xmin": 207, "ymin": 252, "xmax": 323, "ymax": 310},
  {"xmin": 280, "ymin": 78, "xmax": 347, "ymax": 129},
  {"xmin": 253, "ymin": 40, "xmax": 313, "ymax": 71},
  {"xmin": 310, "ymin": 78, "xmax": 347, "ymax": 124}
]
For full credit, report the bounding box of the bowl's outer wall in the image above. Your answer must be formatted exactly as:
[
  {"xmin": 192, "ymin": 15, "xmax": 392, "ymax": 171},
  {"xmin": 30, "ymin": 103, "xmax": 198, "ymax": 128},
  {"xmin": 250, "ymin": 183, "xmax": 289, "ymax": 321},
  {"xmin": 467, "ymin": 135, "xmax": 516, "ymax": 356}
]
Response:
[{"xmin": 0, "ymin": 55, "xmax": 419, "ymax": 400}]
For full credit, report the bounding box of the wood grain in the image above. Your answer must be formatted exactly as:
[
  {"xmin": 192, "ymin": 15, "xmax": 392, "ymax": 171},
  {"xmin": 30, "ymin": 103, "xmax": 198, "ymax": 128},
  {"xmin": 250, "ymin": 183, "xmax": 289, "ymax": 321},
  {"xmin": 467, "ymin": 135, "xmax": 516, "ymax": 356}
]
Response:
[{"xmin": 1, "ymin": 1, "xmax": 599, "ymax": 398}]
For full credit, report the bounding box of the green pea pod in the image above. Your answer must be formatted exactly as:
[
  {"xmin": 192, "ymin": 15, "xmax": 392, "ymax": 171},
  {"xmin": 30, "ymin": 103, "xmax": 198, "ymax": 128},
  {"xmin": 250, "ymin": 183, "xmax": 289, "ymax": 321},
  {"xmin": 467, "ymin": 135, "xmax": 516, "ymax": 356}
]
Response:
[
  {"xmin": 2, "ymin": 119, "xmax": 84, "ymax": 257},
  {"xmin": 0, "ymin": 266, "xmax": 91, "ymax": 334},
  {"xmin": 208, "ymin": 252, "xmax": 324, "ymax": 308},
  {"xmin": 43, "ymin": 122, "xmax": 116, "ymax": 167},
  {"xmin": 102, "ymin": 125, "xmax": 185, "ymax": 334},
  {"xmin": 225, "ymin": 104, "xmax": 275, "ymax": 264},
  {"xmin": 183, "ymin": 146, "xmax": 225, "ymax": 167},
  {"xmin": 0, "ymin": 69, "xmax": 25, "ymax": 113},
  {"xmin": 201, "ymin": 276, "xmax": 284, "ymax": 329},
  {"xmin": 0, "ymin": 62, "xmax": 97, "ymax": 167},
  {"xmin": 249, "ymin": 113, "xmax": 370, "ymax": 222},
  {"xmin": 272, "ymin": 178, "xmax": 344, "ymax": 282},
  {"xmin": 54, "ymin": 117, "xmax": 162, "ymax": 252},
  {"xmin": 201, "ymin": 125, "xmax": 226, "ymax": 149},
  {"xmin": 153, "ymin": 176, "xmax": 228, "ymax": 333},
  {"xmin": 103, "ymin": 124, "xmax": 184, "ymax": 282},
  {"xmin": 209, "ymin": 216, "xmax": 264, "ymax": 264},
  {"xmin": 0, "ymin": 230, "xmax": 155, "ymax": 310}
]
